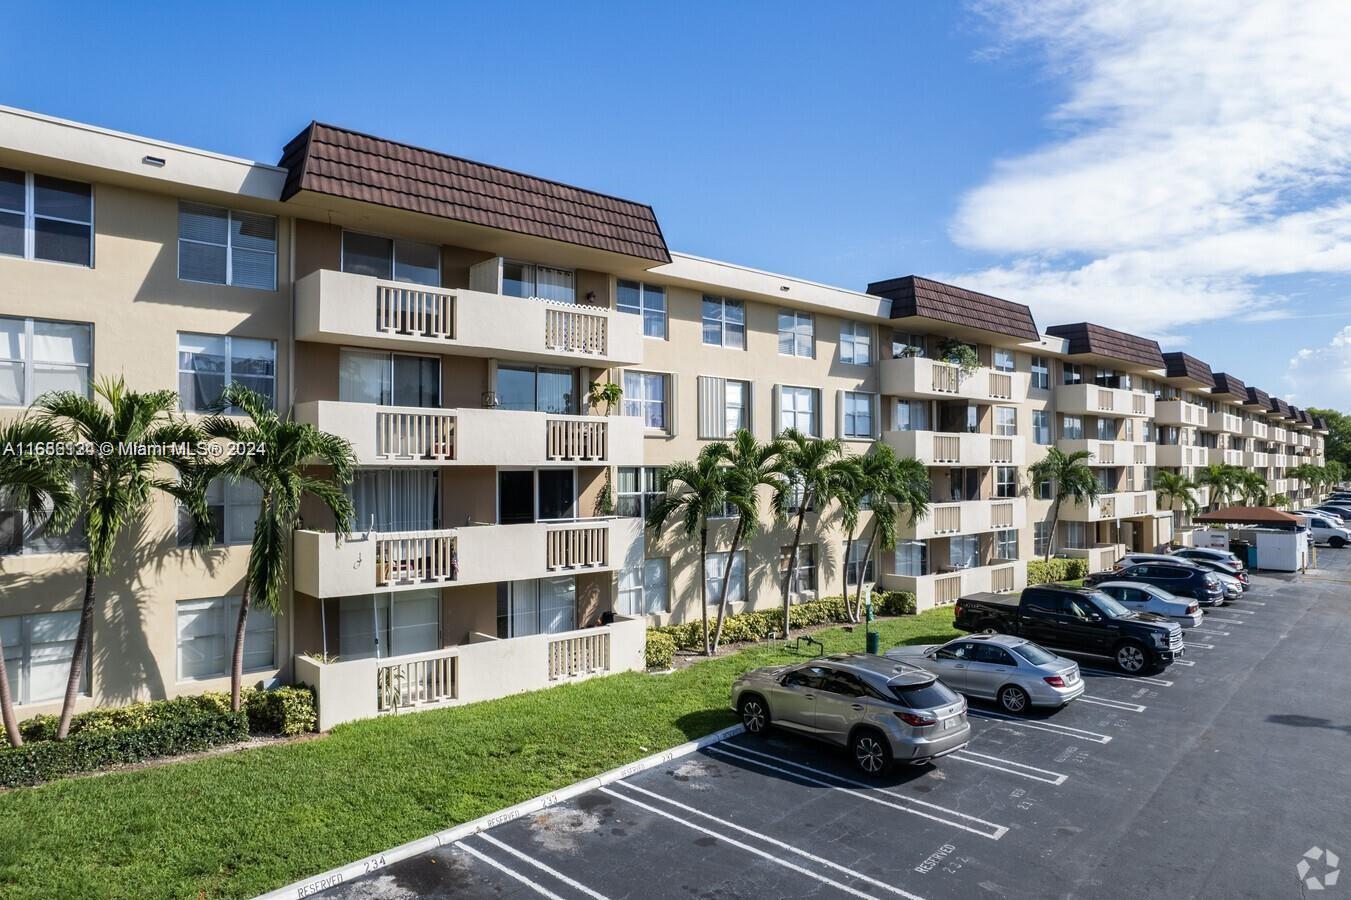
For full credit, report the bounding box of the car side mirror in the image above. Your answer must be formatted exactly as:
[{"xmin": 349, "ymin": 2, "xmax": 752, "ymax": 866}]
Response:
[{"xmin": 1087, "ymin": 613, "xmax": 1102, "ymax": 623}]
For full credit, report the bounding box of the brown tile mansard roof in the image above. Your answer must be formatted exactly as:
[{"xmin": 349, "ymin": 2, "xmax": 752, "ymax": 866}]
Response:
[
  {"xmin": 1244, "ymin": 386, "xmax": 1270, "ymax": 408},
  {"xmin": 1269, "ymin": 396, "xmax": 1292, "ymax": 418},
  {"xmin": 868, "ymin": 276, "xmax": 1040, "ymax": 341},
  {"xmin": 1161, "ymin": 351, "xmax": 1216, "ymax": 388},
  {"xmin": 278, "ymin": 122, "xmax": 671, "ymax": 263},
  {"xmin": 1043, "ymin": 322, "xmax": 1165, "ymax": 369},
  {"xmin": 1209, "ymin": 372, "xmax": 1247, "ymax": 401}
]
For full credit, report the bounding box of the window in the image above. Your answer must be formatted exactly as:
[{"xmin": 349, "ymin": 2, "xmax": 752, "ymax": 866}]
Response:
[
  {"xmin": 1124, "ymin": 466, "xmax": 1135, "ymax": 490},
  {"xmin": 996, "ymin": 466, "xmax": 1017, "ymax": 498},
  {"xmin": 995, "ymin": 407, "xmax": 1017, "ymax": 436},
  {"xmin": 616, "ymin": 467, "xmax": 664, "ymax": 518},
  {"xmin": 1034, "ymin": 521, "xmax": 1051, "ymax": 557},
  {"xmin": 949, "ymin": 534, "xmax": 980, "ymax": 569},
  {"xmin": 497, "ymin": 364, "xmax": 577, "ymax": 414},
  {"xmin": 840, "ymin": 321, "xmax": 872, "ymax": 366},
  {"xmin": 697, "ymin": 377, "xmax": 750, "ymax": 438},
  {"xmin": 780, "ymin": 545, "xmax": 817, "ymax": 601},
  {"xmin": 1, "ymin": 168, "xmax": 93, "ymax": 266},
  {"xmin": 340, "ymin": 350, "xmax": 440, "ymax": 408},
  {"xmin": 1061, "ymin": 415, "xmax": 1084, "ymax": 440},
  {"xmin": 704, "ymin": 550, "xmax": 747, "ymax": 605},
  {"xmin": 1122, "ymin": 419, "xmax": 1135, "ymax": 441},
  {"xmin": 1036, "ymin": 477, "xmax": 1053, "ymax": 500},
  {"xmin": 1096, "ymin": 418, "xmax": 1115, "ymax": 441},
  {"xmin": 178, "ymin": 477, "xmax": 262, "ymax": 546},
  {"xmin": 0, "ymin": 485, "xmax": 84, "ymax": 556},
  {"xmin": 1062, "ymin": 362, "xmax": 1083, "ymax": 385},
  {"xmin": 498, "ymin": 577, "xmax": 576, "ymax": 637},
  {"xmin": 0, "ymin": 315, "xmax": 92, "ymax": 406},
  {"xmin": 995, "ymin": 529, "xmax": 1018, "ymax": 560},
  {"xmin": 1, "ymin": 611, "xmax": 84, "ymax": 704},
  {"xmin": 617, "ymin": 280, "xmax": 667, "ymax": 339},
  {"xmin": 339, "ymin": 231, "xmax": 440, "ymax": 286},
  {"xmin": 778, "ymin": 386, "xmax": 818, "ymax": 436},
  {"xmin": 702, "ymin": 296, "xmax": 745, "ymax": 348},
  {"xmin": 178, "ymin": 202, "xmax": 275, "ymax": 289},
  {"xmin": 623, "ymin": 371, "xmax": 669, "ymax": 432},
  {"xmin": 1061, "ymin": 521, "xmax": 1091, "ymax": 550},
  {"xmin": 619, "ymin": 558, "xmax": 669, "ymax": 616},
  {"xmin": 502, "ymin": 261, "xmax": 574, "ymax": 303},
  {"xmin": 778, "ymin": 310, "xmax": 814, "ymax": 358},
  {"xmin": 177, "ymin": 333, "xmax": 276, "ymax": 413},
  {"xmin": 892, "ymin": 332, "xmax": 927, "ymax": 358},
  {"xmin": 895, "ymin": 399, "xmax": 931, "ymax": 432},
  {"xmin": 176, "ymin": 597, "xmax": 275, "ymax": 680},
  {"xmin": 350, "ymin": 469, "xmax": 440, "ymax": 532},
  {"xmin": 842, "ymin": 392, "xmax": 875, "ymax": 439},
  {"xmin": 845, "ymin": 540, "xmax": 875, "ymax": 586},
  {"xmin": 947, "ymin": 467, "xmax": 981, "ymax": 502},
  {"xmin": 993, "ymin": 349, "xmax": 1015, "ymax": 373},
  {"xmin": 1033, "ymin": 410, "xmax": 1051, "ymax": 445},
  {"xmin": 1031, "ymin": 355, "xmax": 1050, "ymax": 390},
  {"xmin": 893, "ymin": 541, "xmax": 926, "ymax": 577}
]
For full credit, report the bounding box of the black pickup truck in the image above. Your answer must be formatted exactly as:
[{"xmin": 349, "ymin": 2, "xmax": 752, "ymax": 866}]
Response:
[{"xmin": 953, "ymin": 585, "xmax": 1184, "ymax": 674}]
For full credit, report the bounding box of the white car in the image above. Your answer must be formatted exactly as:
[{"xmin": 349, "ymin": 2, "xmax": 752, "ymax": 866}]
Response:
[
  {"xmin": 1297, "ymin": 513, "xmax": 1350, "ymax": 548},
  {"xmin": 1092, "ymin": 581, "xmax": 1204, "ymax": 628}
]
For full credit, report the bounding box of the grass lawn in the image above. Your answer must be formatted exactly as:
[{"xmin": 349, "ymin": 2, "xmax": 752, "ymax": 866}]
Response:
[{"xmin": 0, "ymin": 609, "xmax": 960, "ymax": 900}]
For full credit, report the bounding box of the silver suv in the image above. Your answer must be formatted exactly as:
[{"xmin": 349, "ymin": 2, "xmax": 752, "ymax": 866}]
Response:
[{"xmin": 731, "ymin": 653, "xmax": 970, "ymax": 776}]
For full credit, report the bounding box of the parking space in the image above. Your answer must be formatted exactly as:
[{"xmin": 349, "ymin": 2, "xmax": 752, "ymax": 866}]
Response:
[{"xmin": 320, "ymin": 550, "xmax": 1351, "ymax": 899}]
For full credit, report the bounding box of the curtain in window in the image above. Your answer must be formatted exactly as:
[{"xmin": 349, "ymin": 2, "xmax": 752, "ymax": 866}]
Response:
[
  {"xmin": 893, "ymin": 541, "xmax": 926, "ymax": 577},
  {"xmin": 350, "ymin": 470, "xmax": 437, "ymax": 532},
  {"xmin": 535, "ymin": 266, "xmax": 575, "ymax": 303},
  {"xmin": 698, "ymin": 376, "xmax": 726, "ymax": 438},
  {"xmin": 539, "ymin": 576, "xmax": 576, "ymax": 633},
  {"xmin": 388, "ymin": 590, "xmax": 440, "ymax": 655}
]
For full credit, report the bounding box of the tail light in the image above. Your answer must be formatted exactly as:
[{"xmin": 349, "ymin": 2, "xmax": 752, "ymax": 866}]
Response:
[
  {"xmin": 896, "ymin": 711, "xmax": 937, "ymax": 727},
  {"xmin": 1187, "ymin": 604, "xmax": 1199, "ymax": 614},
  {"xmin": 1238, "ymin": 572, "xmax": 1249, "ymax": 583},
  {"xmin": 1044, "ymin": 675, "xmax": 1066, "ymax": 687}
]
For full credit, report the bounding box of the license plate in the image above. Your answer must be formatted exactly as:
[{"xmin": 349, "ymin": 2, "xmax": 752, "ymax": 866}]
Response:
[{"xmin": 943, "ymin": 716, "xmax": 959, "ymax": 730}]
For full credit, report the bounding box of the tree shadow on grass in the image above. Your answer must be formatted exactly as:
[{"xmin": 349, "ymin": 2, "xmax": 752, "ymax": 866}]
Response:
[{"xmin": 674, "ymin": 708, "xmax": 738, "ymax": 741}]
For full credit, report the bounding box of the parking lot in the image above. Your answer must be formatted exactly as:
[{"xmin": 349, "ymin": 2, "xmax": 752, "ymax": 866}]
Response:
[{"xmin": 320, "ymin": 550, "xmax": 1351, "ymax": 900}]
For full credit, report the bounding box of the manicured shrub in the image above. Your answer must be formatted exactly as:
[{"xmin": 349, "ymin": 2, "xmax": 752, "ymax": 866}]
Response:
[
  {"xmin": 645, "ymin": 630, "xmax": 676, "ymax": 669},
  {"xmin": 1027, "ymin": 557, "xmax": 1090, "ymax": 585},
  {"xmin": 874, "ymin": 590, "xmax": 918, "ymax": 616},
  {"xmin": 242, "ymin": 686, "xmax": 317, "ymax": 736}
]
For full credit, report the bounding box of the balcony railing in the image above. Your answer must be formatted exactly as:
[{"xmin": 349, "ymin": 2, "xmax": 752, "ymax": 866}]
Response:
[
  {"xmin": 880, "ymin": 357, "xmax": 1030, "ymax": 404},
  {"xmin": 933, "ymin": 504, "xmax": 962, "ymax": 533},
  {"xmin": 991, "ymin": 501, "xmax": 1016, "ymax": 529},
  {"xmin": 1055, "ymin": 383, "xmax": 1154, "ymax": 418},
  {"xmin": 375, "ymin": 531, "xmax": 458, "ymax": 588},
  {"xmin": 1063, "ymin": 543, "xmax": 1124, "ymax": 574},
  {"xmin": 546, "ymin": 523, "xmax": 610, "ymax": 570},
  {"xmin": 882, "ymin": 559, "xmax": 1027, "ymax": 613},
  {"xmin": 1061, "ymin": 491, "xmax": 1155, "ymax": 522},
  {"xmin": 546, "ymin": 417, "xmax": 608, "ymax": 461},
  {"xmin": 548, "ymin": 630, "xmax": 611, "ymax": 680},
  {"xmin": 544, "ymin": 304, "xmax": 608, "ymax": 356},
  {"xmin": 376, "ymin": 409, "xmax": 457, "ymax": 461},
  {"xmin": 883, "ymin": 430, "xmax": 1025, "ymax": 467},
  {"xmin": 375, "ymin": 283, "xmax": 455, "ymax": 340},
  {"xmin": 377, "ymin": 649, "xmax": 458, "ymax": 711},
  {"xmin": 901, "ymin": 498, "xmax": 1027, "ymax": 539}
]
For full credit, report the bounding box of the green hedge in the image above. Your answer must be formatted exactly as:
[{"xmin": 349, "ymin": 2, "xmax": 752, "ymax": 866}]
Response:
[
  {"xmin": 645, "ymin": 631, "xmax": 677, "ymax": 669},
  {"xmin": 648, "ymin": 591, "xmax": 917, "ymax": 657},
  {"xmin": 240, "ymin": 686, "xmax": 317, "ymax": 736},
  {"xmin": 1027, "ymin": 557, "xmax": 1089, "ymax": 585}
]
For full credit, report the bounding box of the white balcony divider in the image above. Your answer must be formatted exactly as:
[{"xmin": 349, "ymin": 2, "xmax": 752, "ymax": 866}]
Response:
[
  {"xmin": 931, "ymin": 362, "xmax": 961, "ymax": 393},
  {"xmin": 544, "ymin": 305, "xmax": 608, "ymax": 355},
  {"xmin": 1134, "ymin": 444, "xmax": 1148, "ymax": 464},
  {"xmin": 990, "ymin": 438, "xmax": 1014, "ymax": 464},
  {"xmin": 546, "ymin": 523, "xmax": 610, "ymax": 570},
  {"xmin": 377, "ymin": 649, "xmax": 458, "ymax": 711},
  {"xmin": 375, "ymin": 283, "xmax": 455, "ymax": 339},
  {"xmin": 546, "ymin": 417, "xmax": 608, "ymax": 461},
  {"xmin": 547, "ymin": 629, "xmax": 612, "ymax": 680},
  {"xmin": 933, "ymin": 434, "xmax": 961, "ymax": 463},
  {"xmin": 376, "ymin": 409, "xmax": 457, "ymax": 461},
  {"xmin": 1098, "ymin": 443, "xmax": 1116, "ymax": 464},
  {"xmin": 1133, "ymin": 494, "xmax": 1149, "ymax": 515},
  {"xmin": 988, "ymin": 372, "xmax": 1013, "ymax": 400},
  {"xmin": 376, "ymin": 531, "xmax": 458, "ymax": 587},
  {"xmin": 934, "ymin": 573, "xmax": 963, "ymax": 605},
  {"xmin": 1132, "ymin": 394, "xmax": 1148, "ymax": 415},
  {"xmin": 991, "ymin": 563, "xmax": 1016, "ymax": 592},
  {"xmin": 991, "ymin": 501, "xmax": 1015, "ymax": 529},
  {"xmin": 932, "ymin": 504, "xmax": 962, "ymax": 533},
  {"xmin": 1095, "ymin": 388, "xmax": 1116, "ymax": 412}
]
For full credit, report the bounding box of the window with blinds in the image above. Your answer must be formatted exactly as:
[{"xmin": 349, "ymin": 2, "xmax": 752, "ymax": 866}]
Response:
[
  {"xmin": 698, "ymin": 376, "xmax": 750, "ymax": 439},
  {"xmin": 178, "ymin": 202, "xmax": 276, "ymax": 290}
]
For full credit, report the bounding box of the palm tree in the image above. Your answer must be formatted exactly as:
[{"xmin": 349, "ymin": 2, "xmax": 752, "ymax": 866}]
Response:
[
  {"xmin": 1196, "ymin": 463, "xmax": 1241, "ymax": 506},
  {"xmin": 200, "ymin": 384, "xmax": 356, "ymax": 712},
  {"xmin": 847, "ymin": 444, "xmax": 929, "ymax": 622},
  {"xmin": 704, "ymin": 431, "xmax": 786, "ymax": 652},
  {"xmin": 0, "ymin": 418, "xmax": 80, "ymax": 747},
  {"xmin": 1286, "ymin": 463, "xmax": 1317, "ymax": 507},
  {"xmin": 1236, "ymin": 470, "xmax": 1268, "ymax": 506},
  {"xmin": 646, "ymin": 453, "xmax": 731, "ymax": 656},
  {"xmin": 776, "ymin": 430, "xmax": 855, "ymax": 637},
  {"xmin": 1028, "ymin": 448, "xmax": 1100, "ymax": 561},
  {"xmin": 37, "ymin": 376, "xmax": 213, "ymax": 740},
  {"xmin": 832, "ymin": 457, "xmax": 866, "ymax": 608},
  {"xmin": 1154, "ymin": 470, "xmax": 1199, "ymax": 518}
]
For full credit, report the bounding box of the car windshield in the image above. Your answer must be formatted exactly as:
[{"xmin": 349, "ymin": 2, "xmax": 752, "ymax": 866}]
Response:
[
  {"xmin": 1088, "ymin": 591, "xmax": 1134, "ymax": 618},
  {"xmin": 890, "ymin": 680, "xmax": 959, "ymax": 709},
  {"xmin": 1010, "ymin": 642, "xmax": 1057, "ymax": 665}
]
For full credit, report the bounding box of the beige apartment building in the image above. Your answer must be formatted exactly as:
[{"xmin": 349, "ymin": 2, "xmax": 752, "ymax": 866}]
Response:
[{"xmin": 0, "ymin": 106, "xmax": 1327, "ymax": 728}]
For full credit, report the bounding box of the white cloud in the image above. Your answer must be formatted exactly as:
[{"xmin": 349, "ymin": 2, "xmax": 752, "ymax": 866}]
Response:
[
  {"xmin": 952, "ymin": 0, "xmax": 1351, "ymax": 336},
  {"xmin": 1286, "ymin": 326, "xmax": 1351, "ymax": 408}
]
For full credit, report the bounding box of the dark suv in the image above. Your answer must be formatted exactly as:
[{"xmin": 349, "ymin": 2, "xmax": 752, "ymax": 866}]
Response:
[{"xmin": 1085, "ymin": 562, "xmax": 1224, "ymax": 607}]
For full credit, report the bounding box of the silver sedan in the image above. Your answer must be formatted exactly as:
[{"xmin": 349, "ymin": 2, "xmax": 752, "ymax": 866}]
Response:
[{"xmin": 886, "ymin": 634, "xmax": 1084, "ymax": 714}]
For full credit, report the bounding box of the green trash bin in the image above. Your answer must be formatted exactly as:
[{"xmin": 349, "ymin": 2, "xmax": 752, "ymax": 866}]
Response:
[{"xmin": 866, "ymin": 630, "xmax": 880, "ymax": 655}]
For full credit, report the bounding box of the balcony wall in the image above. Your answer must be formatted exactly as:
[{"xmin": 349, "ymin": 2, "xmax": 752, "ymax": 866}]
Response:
[
  {"xmin": 1156, "ymin": 444, "xmax": 1208, "ymax": 468},
  {"xmin": 883, "ymin": 430, "xmax": 1024, "ymax": 467},
  {"xmin": 1059, "ymin": 491, "xmax": 1155, "ymax": 522},
  {"xmin": 1241, "ymin": 419, "xmax": 1268, "ymax": 439},
  {"xmin": 1242, "ymin": 450, "xmax": 1269, "ymax": 469},
  {"xmin": 1155, "ymin": 400, "xmax": 1209, "ymax": 428},
  {"xmin": 879, "ymin": 357, "xmax": 1029, "ymax": 404},
  {"xmin": 881, "ymin": 559, "xmax": 1026, "ymax": 613},
  {"xmin": 294, "ymin": 401, "xmax": 644, "ymax": 467},
  {"xmin": 1062, "ymin": 543, "xmax": 1126, "ymax": 573},
  {"xmin": 1055, "ymin": 384, "xmax": 1154, "ymax": 418},
  {"xmin": 899, "ymin": 498, "xmax": 1026, "ymax": 539},
  {"xmin": 1057, "ymin": 439, "xmax": 1155, "ymax": 467},
  {"xmin": 1206, "ymin": 447, "xmax": 1244, "ymax": 467},
  {"xmin": 295, "ymin": 269, "xmax": 644, "ymax": 366}
]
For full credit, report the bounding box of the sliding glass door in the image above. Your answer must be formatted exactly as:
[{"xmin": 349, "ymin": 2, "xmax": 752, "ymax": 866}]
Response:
[
  {"xmin": 497, "ymin": 469, "xmax": 576, "ymax": 524},
  {"xmin": 340, "ymin": 350, "xmax": 440, "ymax": 408},
  {"xmin": 332, "ymin": 590, "xmax": 441, "ymax": 660},
  {"xmin": 497, "ymin": 576, "xmax": 576, "ymax": 638},
  {"xmin": 349, "ymin": 469, "xmax": 438, "ymax": 533},
  {"xmin": 496, "ymin": 364, "xmax": 577, "ymax": 414}
]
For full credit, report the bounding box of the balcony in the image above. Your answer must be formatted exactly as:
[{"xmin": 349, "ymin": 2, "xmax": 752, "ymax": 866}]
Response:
[
  {"xmin": 1215, "ymin": 412, "xmax": 1243, "ymax": 435},
  {"xmin": 1154, "ymin": 400, "xmax": 1209, "ymax": 428},
  {"xmin": 881, "ymin": 559, "xmax": 1026, "ymax": 613},
  {"xmin": 296, "ymin": 615, "xmax": 648, "ymax": 730},
  {"xmin": 1162, "ymin": 485, "xmax": 1210, "ymax": 511},
  {"xmin": 1241, "ymin": 419, "xmax": 1268, "ymax": 439},
  {"xmin": 1204, "ymin": 447, "xmax": 1243, "ymax": 466},
  {"xmin": 1156, "ymin": 444, "xmax": 1208, "ymax": 468},
  {"xmin": 294, "ymin": 402, "xmax": 644, "ymax": 467},
  {"xmin": 1057, "ymin": 439, "xmax": 1155, "ymax": 467},
  {"xmin": 1062, "ymin": 543, "xmax": 1125, "ymax": 573},
  {"xmin": 883, "ymin": 430, "xmax": 1024, "ymax": 467},
  {"xmin": 879, "ymin": 357, "xmax": 1029, "ymax": 404},
  {"xmin": 1055, "ymin": 383, "xmax": 1154, "ymax": 418},
  {"xmin": 1242, "ymin": 450, "xmax": 1269, "ymax": 469},
  {"xmin": 295, "ymin": 269, "xmax": 644, "ymax": 366},
  {"xmin": 293, "ymin": 516, "xmax": 643, "ymax": 599},
  {"xmin": 900, "ymin": 498, "xmax": 1026, "ymax": 539},
  {"xmin": 1060, "ymin": 491, "xmax": 1155, "ymax": 522}
]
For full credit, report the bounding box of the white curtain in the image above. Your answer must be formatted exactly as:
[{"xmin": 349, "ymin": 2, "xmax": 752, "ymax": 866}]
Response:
[
  {"xmin": 388, "ymin": 590, "xmax": 440, "ymax": 655},
  {"xmin": 339, "ymin": 350, "xmax": 391, "ymax": 405},
  {"xmin": 535, "ymin": 266, "xmax": 575, "ymax": 303},
  {"xmin": 350, "ymin": 470, "xmax": 437, "ymax": 532},
  {"xmin": 508, "ymin": 580, "xmax": 540, "ymax": 637},
  {"xmin": 539, "ymin": 576, "xmax": 576, "ymax": 633}
]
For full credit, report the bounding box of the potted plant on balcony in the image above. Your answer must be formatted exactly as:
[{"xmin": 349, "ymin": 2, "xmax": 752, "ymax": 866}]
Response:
[
  {"xmin": 936, "ymin": 338, "xmax": 981, "ymax": 382},
  {"xmin": 588, "ymin": 380, "xmax": 623, "ymax": 416}
]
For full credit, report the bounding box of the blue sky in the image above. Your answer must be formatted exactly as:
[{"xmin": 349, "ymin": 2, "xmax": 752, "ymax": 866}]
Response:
[{"xmin": 5, "ymin": 1, "xmax": 1349, "ymax": 408}]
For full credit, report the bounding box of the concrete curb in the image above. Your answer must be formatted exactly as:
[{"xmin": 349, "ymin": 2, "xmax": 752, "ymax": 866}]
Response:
[{"xmin": 254, "ymin": 723, "xmax": 745, "ymax": 899}]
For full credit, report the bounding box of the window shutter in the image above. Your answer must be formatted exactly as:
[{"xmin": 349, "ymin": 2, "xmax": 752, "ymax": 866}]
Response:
[
  {"xmin": 698, "ymin": 376, "xmax": 726, "ymax": 439},
  {"xmin": 667, "ymin": 374, "xmax": 678, "ymax": 436},
  {"xmin": 772, "ymin": 385, "xmax": 782, "ymax": 436},
  {"xmin": 835, "ymin": 389, "xmax": 844, "ymax": 439},
  {"xmin": 746, "ymin": 381, "xmax": 756, "ymax": 437},
  {"xmin": 872, "ymin": 393, "xmax": 881, "ymax": 439}
]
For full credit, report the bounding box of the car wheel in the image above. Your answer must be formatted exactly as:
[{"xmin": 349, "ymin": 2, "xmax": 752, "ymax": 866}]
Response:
[
  {"xmin": 1115, "ymin": 641, "xmax": 1149, "ymax": 674},
  {"xmin": 998, "ymin": 684, "xmax": 1030, "ymax": 715},
  {"xmin": 1332, "ymin": 536, "xmax": 1346, "ymax": 548},
  {"xmin": 851, "ymin": 730, "xmax": 893, "ymax": 777},
  {"xmin": 738, "ymin": 695, "xmax": 769, "ymax": 736},
  {"xmin": 978, "ymin": 620, "xmax": 999, "ymax": 634}
]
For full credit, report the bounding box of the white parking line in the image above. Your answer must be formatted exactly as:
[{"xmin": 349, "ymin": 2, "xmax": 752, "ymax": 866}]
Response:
[
  {"xmin": 1223, "ymin": 608, "xmax": 1255, "ymax": 615},
  {"xmin": 951, "ymin": 749, "xmax": 1069, "ymax": 785},
  {"xmin": 1185, "ymin": 641, "xmax": 1215, "ymax": 649},
  {"xmin": 707, "ymin": 744, "xmax": 1008, "ymax": 840},
  {"xmin": 456, "ymin": 840, "xmax": 573, "ymax": 900},
  {"xmin": 601, "ymin": 786, "xmax": 905, "ymax": 899},
  {"xmin": 1206, "ymin": 616, "xmax": 1245, "ymax": 625},
  {"xmin": 967, "ymin": 709, "xmax": 1113, "ymax": 744},
  {"xmin": 1078, "ymin": 668, "xmax": 1174, "ymax": 687},
  {"xmin": 1190, "ymin": 627, "xmax": 1231, "ymax": 636},
  {"xmin": 1078, "ymin": 695, "xmax": 1147, "ymax": 712},
  {"xmin": 1232, "ymin": 599, "xmax": 1266, "ymax": 605},
  {"xmin": 611, "ymin": 781, "xmax": 927, "ymax": 899},
  {"xmin": 473, "ymin": 833, "xmax": 611, "ymax": 900},
  {"xmin": 1172, "ymin": 660, "xmax": 1196, "ymax": 667}
]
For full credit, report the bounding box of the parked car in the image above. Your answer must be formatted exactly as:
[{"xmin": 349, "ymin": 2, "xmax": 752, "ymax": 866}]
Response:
[
  {"xmin": 1297, "ymin": 508, "xmax": 1343, "ymax": 525},
  {"xmin": 1171, "ymin": 546, "xmax": 1246, "ymax": 571},
  {"xmin": 885, "ymin": 634, "xmax": 1083, "ymax": 714},
  {"xmin": 1092, "ymin": 581, "xmax": 1204, "ymax": 628},
  {"xmin": 1085, "ymin": 561, "xmax": 1226, "ymax": 607},
  {"xmin": 1119, "ymin": 552, "xmax": 1247, "ymax": 595},
  {"xmin": 1294, "ymin": 513, "xmax": 1351, "ymax": 547},
  {"xmin": 1314, "ymin": 504, "xmax": 1351, "ymax": 522},
  {"xmin": 731, "ymin": 654, "xmax": 970, "ymax": 775},
  {"xmin": 953, "ymin": 586, "xmax": 1184, "ymax": 674}
]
